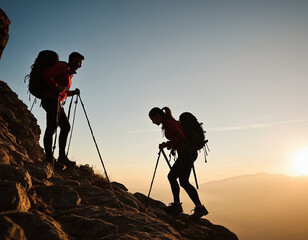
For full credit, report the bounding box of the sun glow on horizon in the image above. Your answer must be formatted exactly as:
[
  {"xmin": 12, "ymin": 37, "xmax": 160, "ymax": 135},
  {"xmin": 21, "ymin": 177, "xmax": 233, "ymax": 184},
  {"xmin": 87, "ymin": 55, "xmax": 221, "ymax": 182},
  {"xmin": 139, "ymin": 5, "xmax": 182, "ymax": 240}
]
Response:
[{"xmin": 291, "ymin": 149, "xmax": 308, "ymax": 176}]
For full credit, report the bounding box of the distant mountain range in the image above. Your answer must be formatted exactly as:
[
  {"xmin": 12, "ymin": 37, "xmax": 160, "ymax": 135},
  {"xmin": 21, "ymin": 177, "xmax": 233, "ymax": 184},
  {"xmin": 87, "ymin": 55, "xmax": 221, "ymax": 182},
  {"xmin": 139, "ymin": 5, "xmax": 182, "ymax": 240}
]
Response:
[{"xmin": 197, "ymin": 173, "xmax": 308, "ymax": 240}]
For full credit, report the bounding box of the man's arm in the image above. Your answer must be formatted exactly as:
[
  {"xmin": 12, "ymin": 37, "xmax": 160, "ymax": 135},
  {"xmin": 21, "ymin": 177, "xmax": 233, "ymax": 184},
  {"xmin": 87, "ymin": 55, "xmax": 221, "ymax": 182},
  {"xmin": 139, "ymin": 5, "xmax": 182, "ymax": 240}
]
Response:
[{"xmin": 67, "ymin": 88, "xmax": 80, "ymax": 96}]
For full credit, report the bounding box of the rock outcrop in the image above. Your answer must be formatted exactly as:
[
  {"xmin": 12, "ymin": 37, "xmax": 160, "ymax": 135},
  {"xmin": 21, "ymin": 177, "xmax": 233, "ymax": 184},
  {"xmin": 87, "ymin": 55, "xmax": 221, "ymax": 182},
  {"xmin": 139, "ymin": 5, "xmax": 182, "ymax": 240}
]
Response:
[
  {"xmin": 0, "ymin": 80, "xmax": 238, "ymax": 240},
  {"xmin": 0, "ymin": 8, "xmax": 10, "ymax": 60},
  {"xmin": 0, "ymin": 81, "xmax": 45, "ymax": 164}
]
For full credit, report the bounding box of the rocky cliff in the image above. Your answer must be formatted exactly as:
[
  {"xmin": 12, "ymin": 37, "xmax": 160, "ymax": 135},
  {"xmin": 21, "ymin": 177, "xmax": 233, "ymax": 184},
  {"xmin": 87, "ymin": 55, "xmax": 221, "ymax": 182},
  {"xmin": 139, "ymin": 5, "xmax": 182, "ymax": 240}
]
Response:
[
  {"xmin": 0, "ymin": 8, "xmax": 10, "ymax": 60},
  {"xmin": 0, "ymin": 81, "xmax": 238, "ymax": 240}
]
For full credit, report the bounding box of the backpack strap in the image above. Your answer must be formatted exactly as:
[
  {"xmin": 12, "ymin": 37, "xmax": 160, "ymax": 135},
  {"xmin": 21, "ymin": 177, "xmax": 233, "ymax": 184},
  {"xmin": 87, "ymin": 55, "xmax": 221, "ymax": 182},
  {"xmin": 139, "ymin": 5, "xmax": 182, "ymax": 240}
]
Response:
[{"xmin": 203, "ymin": 140, "xmax": 210, "ymax": 163}]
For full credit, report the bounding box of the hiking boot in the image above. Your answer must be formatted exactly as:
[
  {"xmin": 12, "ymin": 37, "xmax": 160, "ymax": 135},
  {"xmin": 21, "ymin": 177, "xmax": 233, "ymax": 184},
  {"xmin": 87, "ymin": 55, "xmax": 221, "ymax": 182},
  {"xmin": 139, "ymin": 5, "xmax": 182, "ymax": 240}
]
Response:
[
  {"xmin": 190, "ymin": 205, "xmax": 208, "ymax": 220},
  {"xmin": 45, "ymin": 155, "xmax": 55, "ymax": 165},
  {"xmin": 164, "ymin": 202, "xmax": 183, "ymax": 215},
  {"xmin": 58, "ymin": 155, "xmax": 76, "ymax": 167}
]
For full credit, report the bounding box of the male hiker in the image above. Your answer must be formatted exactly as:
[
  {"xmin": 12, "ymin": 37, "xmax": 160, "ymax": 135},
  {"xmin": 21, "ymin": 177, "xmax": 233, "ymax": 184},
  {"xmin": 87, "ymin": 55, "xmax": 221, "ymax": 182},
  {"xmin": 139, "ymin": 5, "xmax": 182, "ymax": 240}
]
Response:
[{"xmin": 41, "ymin": 52, "xmax": 84, "ymax": 167}]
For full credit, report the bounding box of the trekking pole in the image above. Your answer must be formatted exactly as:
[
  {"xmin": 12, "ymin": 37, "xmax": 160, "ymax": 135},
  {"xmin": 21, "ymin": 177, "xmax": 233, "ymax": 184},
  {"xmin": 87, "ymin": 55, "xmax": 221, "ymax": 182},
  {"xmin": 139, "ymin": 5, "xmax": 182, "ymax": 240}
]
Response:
[
  {"xmin": 161, "ymin": 149, "xmax": 172, "ymax": 169},
  {"xmin": 192, "ymin": 164, "xmax": 199, "ymax": 189},
  {"xmin": 145, "ymin": 149, "xmax": 162, "ymax": 209},
  {"xmin": 52, "ymin": 131, "xmax": 57, "ymax": 169},
  {"xmin": 51, "ymin": 97, "xmax": 61, "ymax": 169},
  {"xmin": 30, "ymin": 97, "xmax": 37, "ymax": 112},
  {"xmin": 78, "ymin": 95, "xmax": 121, "ymax": 208},
  {"xmin": 66, "ymin": 95, "xmax": 78, "ymax": 156},
  {"xmin": 67, "ymin": 95, "xmax": 74, "ymax": 120}
]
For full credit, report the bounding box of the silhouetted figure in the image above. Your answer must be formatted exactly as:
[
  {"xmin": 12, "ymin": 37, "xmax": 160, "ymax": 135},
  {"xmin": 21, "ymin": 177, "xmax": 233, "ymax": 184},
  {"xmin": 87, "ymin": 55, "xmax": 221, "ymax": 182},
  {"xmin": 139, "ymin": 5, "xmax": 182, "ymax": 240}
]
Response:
[
  {"xmin": 149, "ymin": 107, "xmax": 208, "ymax": 219},
  {"xmin": 41, "ymin": 52, "xmax": 84, "ymax": 167}
]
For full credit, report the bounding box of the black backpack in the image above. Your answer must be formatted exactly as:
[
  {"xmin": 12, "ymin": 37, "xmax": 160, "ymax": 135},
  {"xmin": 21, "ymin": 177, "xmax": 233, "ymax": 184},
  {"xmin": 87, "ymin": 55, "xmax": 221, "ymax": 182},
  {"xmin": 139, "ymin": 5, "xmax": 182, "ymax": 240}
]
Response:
[
  {"xmin": 179, "ymin": 112, "xmax": 209, "ymax": 160},
  {"xmin": 25, "ymin": 50, "xmax": 59, "ymax": 98}
]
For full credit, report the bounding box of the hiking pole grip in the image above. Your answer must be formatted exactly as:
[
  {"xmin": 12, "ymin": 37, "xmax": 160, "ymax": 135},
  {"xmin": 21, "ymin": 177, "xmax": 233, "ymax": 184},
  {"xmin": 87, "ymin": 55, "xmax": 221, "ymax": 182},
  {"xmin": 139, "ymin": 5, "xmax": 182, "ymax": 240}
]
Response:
[{"xmin": 145, "ymin": 150, "xmax": 162, "ymax": 209}]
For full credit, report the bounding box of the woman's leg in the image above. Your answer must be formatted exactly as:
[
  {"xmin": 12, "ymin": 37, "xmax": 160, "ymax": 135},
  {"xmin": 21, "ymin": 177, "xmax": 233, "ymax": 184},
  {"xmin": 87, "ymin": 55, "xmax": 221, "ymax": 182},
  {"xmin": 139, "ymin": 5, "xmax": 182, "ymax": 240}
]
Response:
[
  {"xmin": 168, "ymin": 162, "xmax": 181, "ymax": 203},
  {"xmin": 178, "ymin": 148, "xmax": 201, "ymax": 206},
  {"xmin": 165, "ymin": 160, "xmax": 183, "ymax": 214},
  {"xmin": 176, "ymin": 148, "xmax": 208, "ymax": 218},
  {"xmin": 179, "ymin": 168, "xmax": 201, "ymax": 207}
]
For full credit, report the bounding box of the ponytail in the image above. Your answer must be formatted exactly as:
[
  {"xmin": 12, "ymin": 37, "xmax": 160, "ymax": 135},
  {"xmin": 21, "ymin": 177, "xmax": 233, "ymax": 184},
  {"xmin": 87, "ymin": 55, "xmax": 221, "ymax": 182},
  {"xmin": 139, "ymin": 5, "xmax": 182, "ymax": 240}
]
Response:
[
  {"xmin": 161, "ymin": 107, "xmax": 176, "ymax": 121},
  {"xmin": 149, "ymin": 106, "xmax": 176, "ymax": 121}
]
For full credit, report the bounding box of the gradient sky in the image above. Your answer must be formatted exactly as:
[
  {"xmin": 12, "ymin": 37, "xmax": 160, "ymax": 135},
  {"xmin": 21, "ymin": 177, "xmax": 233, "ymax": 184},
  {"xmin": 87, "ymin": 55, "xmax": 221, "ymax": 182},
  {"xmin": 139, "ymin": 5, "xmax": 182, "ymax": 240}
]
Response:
[{"xmin": 1, "ymin": 0, "xmax": 308, "ymax": 194}]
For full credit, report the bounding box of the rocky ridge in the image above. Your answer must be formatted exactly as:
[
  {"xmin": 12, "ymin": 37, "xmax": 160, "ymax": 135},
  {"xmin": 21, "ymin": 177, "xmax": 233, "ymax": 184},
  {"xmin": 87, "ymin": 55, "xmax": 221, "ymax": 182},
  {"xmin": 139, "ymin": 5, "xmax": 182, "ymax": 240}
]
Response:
[{"xmin": 0, "ymin": 81, "xmax": 238, "ymax": 240}]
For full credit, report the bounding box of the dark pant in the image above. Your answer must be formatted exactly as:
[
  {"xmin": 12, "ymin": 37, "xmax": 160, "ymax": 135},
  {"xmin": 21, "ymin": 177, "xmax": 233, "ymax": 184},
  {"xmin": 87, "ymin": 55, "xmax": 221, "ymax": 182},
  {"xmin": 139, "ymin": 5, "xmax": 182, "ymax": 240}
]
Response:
[
  {"xmin": 167, "ymin": 146, "xmax": 201, "ymax": 206},
  {"xmin": 42, "ymin": 98, "xmax": 70, "ymax": 159}
]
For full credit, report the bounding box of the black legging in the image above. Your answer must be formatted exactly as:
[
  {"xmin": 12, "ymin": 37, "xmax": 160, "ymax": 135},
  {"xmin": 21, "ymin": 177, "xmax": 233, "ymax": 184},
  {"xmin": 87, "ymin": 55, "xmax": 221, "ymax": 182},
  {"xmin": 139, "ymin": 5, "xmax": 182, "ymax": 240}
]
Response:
[
  {"xmin": 167, "ymin": 146, "xmax": 201, "ymax": 206},
  {"xmin": 42, "ymin": 98, "xmax": 71, "ymax": 158}
]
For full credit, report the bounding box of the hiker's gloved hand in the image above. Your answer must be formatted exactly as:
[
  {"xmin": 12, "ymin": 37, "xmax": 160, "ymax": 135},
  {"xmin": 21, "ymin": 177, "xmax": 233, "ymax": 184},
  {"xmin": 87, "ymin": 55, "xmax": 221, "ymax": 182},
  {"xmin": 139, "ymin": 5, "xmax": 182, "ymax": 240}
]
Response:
[
  {"xmin": 74, "ymin": 88, "xmax": 80, "ymax": 96},
  {"xmin": 159, "ymin": 142, "xmax": 167, "ymax": 150}
]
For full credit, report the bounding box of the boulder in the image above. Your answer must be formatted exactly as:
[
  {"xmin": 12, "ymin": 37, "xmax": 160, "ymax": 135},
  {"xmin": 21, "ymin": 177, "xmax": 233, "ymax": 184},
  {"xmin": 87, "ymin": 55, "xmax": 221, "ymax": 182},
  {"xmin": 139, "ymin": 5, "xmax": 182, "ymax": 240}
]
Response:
[
  {"xmin": 57, "ymin": 214, "xmax": 118, "ymax": 240},
  {"xmin": 36, "ymin": 185, "xmax": 81, "ymax": 209},
  {"xmin": 0, "ymin": 181, "xmax": 31, "ymax": 212},
  {"xmin": 0, "ymin": 216, "xmax": 26, "ymax": 240},
  {"xmin": 0, "ymin": 145, "xmax": 12, "ymax": 165},
  {"xmin": 25, "ymin": 162, "xmax": 54, "ymax": 180},
  {"xmin": 3, "ymin": 211, "xmax": 68, "ymax": 240},
  {"xmin": 0, "ymin": 165, "xmax": 32, "ymax": 190}
]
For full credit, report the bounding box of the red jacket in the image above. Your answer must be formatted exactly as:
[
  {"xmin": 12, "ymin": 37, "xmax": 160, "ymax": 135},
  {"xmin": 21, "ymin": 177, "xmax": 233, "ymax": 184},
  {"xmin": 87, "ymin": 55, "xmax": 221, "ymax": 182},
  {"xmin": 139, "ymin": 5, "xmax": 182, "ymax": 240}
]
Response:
[
  {"xmin": 41, "ymin": 62, "xmax": 76, "ymax": 102},
  {"xmin": 162, "ymin": 119, "xmax": 187, "ymax": 152}
]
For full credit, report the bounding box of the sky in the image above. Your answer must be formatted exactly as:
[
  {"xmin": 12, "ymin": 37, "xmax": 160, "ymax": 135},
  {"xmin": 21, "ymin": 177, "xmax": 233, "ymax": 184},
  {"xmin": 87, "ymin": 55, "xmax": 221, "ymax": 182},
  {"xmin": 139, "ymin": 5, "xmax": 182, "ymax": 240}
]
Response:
[{"xmin": 1, "ymin": 0, "xmax": 308, "ymax": 195}]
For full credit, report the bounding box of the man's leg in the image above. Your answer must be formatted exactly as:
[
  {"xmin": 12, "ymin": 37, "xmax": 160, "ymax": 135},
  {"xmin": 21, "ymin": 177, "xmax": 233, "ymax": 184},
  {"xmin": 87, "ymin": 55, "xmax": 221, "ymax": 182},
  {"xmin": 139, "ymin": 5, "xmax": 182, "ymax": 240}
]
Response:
[
  {"xmin": 57, "ymin": 107, "xmax": 75, "ymax": 167},
  {"xmin": 42, "ymin": 99, "xmax": 58, "ymax": 163},
  {"xmin": 58, "ymin": 107, "xmax": 70, "ymax": 157}
]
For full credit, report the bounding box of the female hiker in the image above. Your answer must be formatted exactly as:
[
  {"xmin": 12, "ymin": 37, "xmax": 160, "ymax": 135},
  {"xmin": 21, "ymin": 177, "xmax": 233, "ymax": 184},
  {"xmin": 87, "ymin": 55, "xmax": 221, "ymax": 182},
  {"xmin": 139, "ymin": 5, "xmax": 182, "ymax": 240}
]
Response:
[{"xmin": 149, "ymin": 107, "xmax": 208, "ymax": 219}]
